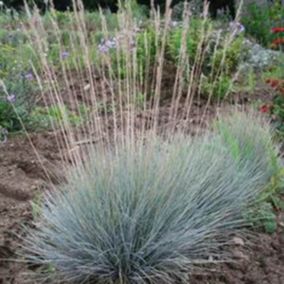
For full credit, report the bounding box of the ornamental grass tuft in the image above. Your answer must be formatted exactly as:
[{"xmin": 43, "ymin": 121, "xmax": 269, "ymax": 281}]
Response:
[{"xmin": 22, "ymin": 112, "xmax": 280, "ymax": 284}]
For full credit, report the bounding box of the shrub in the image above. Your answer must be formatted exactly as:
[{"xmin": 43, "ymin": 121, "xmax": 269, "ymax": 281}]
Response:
[
  {"xmin": 211, "ymin": 35, "xmax": 244, "ymax": 76},
  {"xmin": 242, "ymin": 1, "xmax": 284, "ymax": 47},
  {"xmin": 0, "ymin": 39, "xmax": 39, "ymax": 132},
  {"xmin": 22, "ymin": 112, "xmax": 279, "ymax": 283},
  {"xmin": 272, "ymin": 94, "xmax": 284, "ymax": 135},
  {"xmin": 167, "ymin": 20, "xmax": 244, "ymax": 100},
  {"xmin": 0, "ymin": 68, "xmax": 38, "ymax": 132},
  {"xmin": 136, "ymin": 26, "xmax": 158, "ymax": 77},
  {"xmin": 167, "ymin": 18, "xmax": 210, "ymax": 64},
  {"xmin": 201, "ymin": 73, "xmax": 233, "ymax": 100},
  {"xmin": 0, "ymin": 97, "xmax": 23, "ymax": 131},
  {"xmin": 262, "ymin": 59, "xmax": 284, "ymax": 138},
  {"xmin": 27, "ymin": 104, "xmax": 89, "ymax": 130}
]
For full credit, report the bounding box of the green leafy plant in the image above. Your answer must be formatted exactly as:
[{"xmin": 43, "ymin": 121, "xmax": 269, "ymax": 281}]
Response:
[
  {"xmin": 30, "ymin": 193, "xmax": 44, "ymax": 219},
  {"xmin": 211, "ymin": 36, "xmax": 244, "ymax": 76},
  {"xmin": 167, "ymin": 18, "xmax": 208, "ymax": 64},
  {"xmin": 201, "ymin": 73, "xmax": 233, "ymax": 100},
  {"xmin": 27, "ymin": 104, "xmax": 88, "ymax": 131},
  {"xmin": 272, "ymin": 94, "xmax": 284, "ymax": 136},
  {"xmin": 167, "ymin": 20, "xmax": 244, "ymax": 100},
  {"xmin": 205, "ymin": 35, "xmax": 245, "ymax": 100},
  {"xmin": 242, "ymin": 1, "xmax": 284, "ymax": 47},
  {"xmin": 136, "ymin": 26, "xmax": 158, "ymax": 76},
  {"xmin": 0, "ymin": 27, "xmax": 40, "ymax": 132},
  {"xmin": 246, "ymin": 171, "xmax": 284, "ymax": 234},
  {"xmin": 248, "ymin": 202, "xmax": 278, "ymax": 234},
  {"xmin": 0, "ymin": 99, "xmax": 26, "ymax": 131},
  {"xmin": 0, "ymin": 73, "xmax": 38, "ymax": 132}
]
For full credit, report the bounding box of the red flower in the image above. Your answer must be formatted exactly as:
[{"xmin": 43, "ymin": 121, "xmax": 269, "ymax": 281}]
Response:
[
  {"xmin": 271, "ymin": 27, "xmax": 284, "ymax": 33},
  {"xmin": 272, "ymin": 38, "xmax": 284, "ymax": 46},
  {"xmin": 266, "ymin": 78, "xmax": 281, "ymax": 88},
  {"xmin": 265, "ymin": 79, "xmax": 284, "ymax": 96},
  {"xmin": 260, "ymin": 105, "xmax": 270, "ymax": 113}
]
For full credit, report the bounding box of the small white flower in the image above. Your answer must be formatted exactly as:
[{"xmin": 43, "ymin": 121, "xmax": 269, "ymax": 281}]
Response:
[{"xmin": 171, "ymin": 21, "xmax": 179, "ymax": 28}]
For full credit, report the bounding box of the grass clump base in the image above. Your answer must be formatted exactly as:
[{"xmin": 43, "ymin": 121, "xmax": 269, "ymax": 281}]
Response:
[{"xmin": 22, "ymin": 112, "xmax": 280, "ymax": 284}]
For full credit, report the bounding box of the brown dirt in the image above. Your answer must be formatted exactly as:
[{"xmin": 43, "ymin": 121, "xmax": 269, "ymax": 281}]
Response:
[
  {"xmin": 190, "ymin": 225, "xmax": 284, "ymax": 284},
  {"xmin": 0, "ymin": 98, "xmax": 283, "ymax": 283},
  {"xmin": 0, "ymin": 132, "xmax": 64, "ymax": 283}
]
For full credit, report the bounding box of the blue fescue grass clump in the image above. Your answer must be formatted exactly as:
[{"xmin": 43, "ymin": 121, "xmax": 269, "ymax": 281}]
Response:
[{"xmin": 23, "ymin": 112, "xmax": 280, "ymax": 284}]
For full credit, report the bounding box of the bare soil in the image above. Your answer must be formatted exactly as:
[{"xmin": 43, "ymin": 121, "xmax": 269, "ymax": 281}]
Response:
[{"xmin": 0, "ymin": 133, "xmax": 57, "ymax": 283}]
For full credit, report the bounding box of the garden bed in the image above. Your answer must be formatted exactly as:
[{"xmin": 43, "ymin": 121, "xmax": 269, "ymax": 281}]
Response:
[
  {"xmin": 0, "ymin": 129, "xmax": 283, "ymax": 284},
  {"xmin": 0, "ymin": 90, "xmax": 284, "ymax": 283},
  {"xmin": 0, "ymin": 1, "xmax": 284, "ymax": 283}
]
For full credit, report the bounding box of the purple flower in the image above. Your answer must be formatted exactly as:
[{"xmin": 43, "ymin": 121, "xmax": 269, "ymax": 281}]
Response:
[
  {"xmin": 235, "ymin": 22, "xmax": 245, "ymax": 33},
  {"xmin": 0, "ymin": 128, "xmax": 8, "ymax": 144},
  {"xmin": 98, "ymin": 38, "xmax": 117, "ymax": 53},
  {"xmin": 61, "ymin": 51, "xmax": 70, "ymax": 59},
  {"xmin": 24, "ymin": 72, "xmax": 34, "ymax": 80},
  {"xmin": 7, "ymin": 94, "xmax": 16, "ymax": 103},
  {"xmin": 106, "ymin": 39, "xmax": 117, "ymax": 48},
  {"xmin": 98, "ymin": 43, "xmax": 109, "ymax": 53},
  {"xmin": 230, "ymin": 21, "xmax": 245, "ymax": 35}
]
